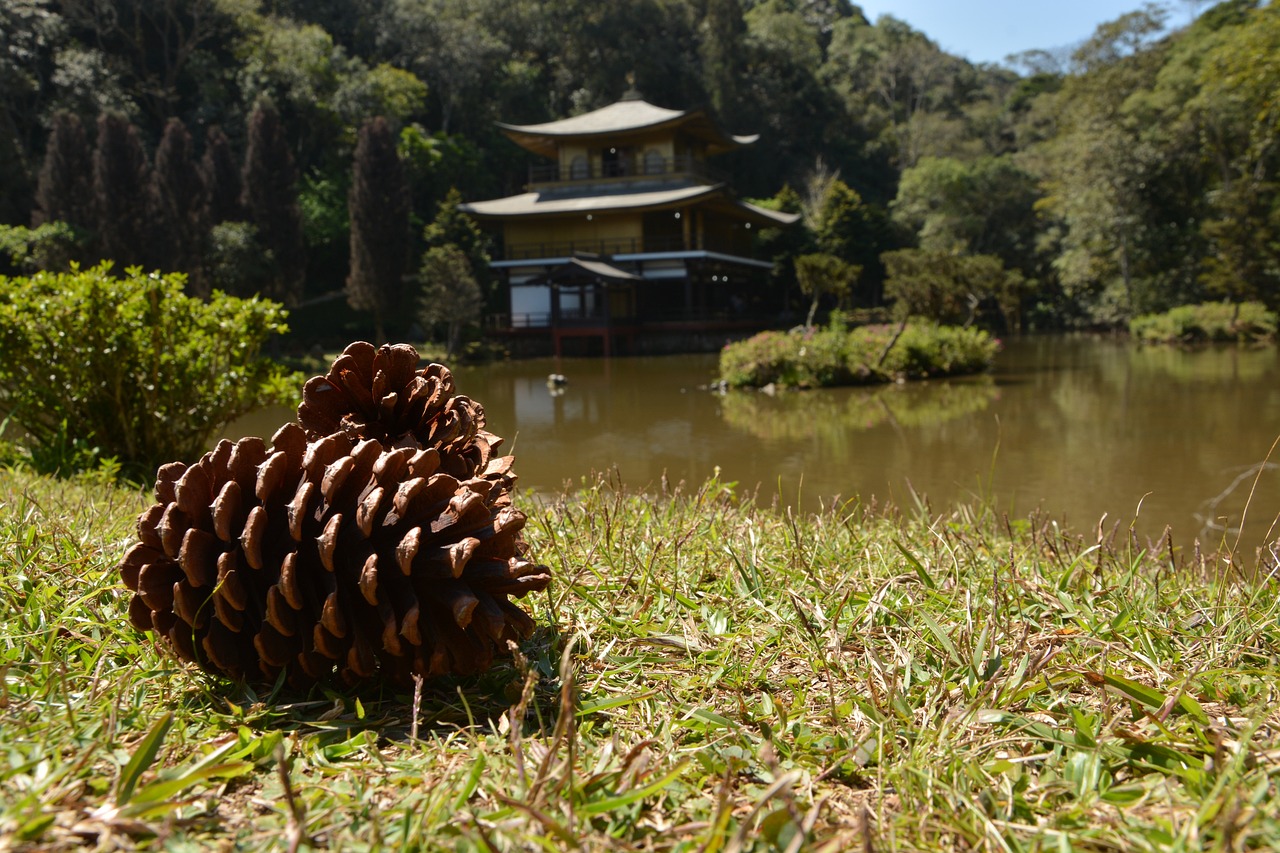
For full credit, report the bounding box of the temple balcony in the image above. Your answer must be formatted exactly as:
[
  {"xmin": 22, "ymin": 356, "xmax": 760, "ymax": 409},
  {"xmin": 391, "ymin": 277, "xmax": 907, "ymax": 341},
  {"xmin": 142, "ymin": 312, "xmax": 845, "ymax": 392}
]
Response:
[
  {"xmin": 526, "ymin": 154, "xmax": 727, "ymax": 189},
  {"xmin": 499, "ymin": 233, "xmax": 762, "ymax": 262}
]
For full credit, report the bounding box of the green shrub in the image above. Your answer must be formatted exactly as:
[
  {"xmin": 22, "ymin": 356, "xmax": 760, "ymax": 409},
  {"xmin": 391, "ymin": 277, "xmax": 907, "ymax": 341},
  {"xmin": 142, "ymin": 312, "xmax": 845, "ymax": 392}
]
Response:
[
  {"xmin": 877, "ymin": 322, "xmax": 1001, "ymax": 377},
  {"xmin": 0, "ymin": 263, "xmax": 294, "ymax": 478},
  {"xmin": 720, "ymin": 320, "xmax": 999, "ymax": 389},
  {"xmin": 0, "ymin": 222, "xmax": 80, "ymax": 273},
  {"xmin": 719, "ymin": 328, "xmax": 855, "ymax": 389},
  {"xmin": 719, "ymin": 330, "xmax": 797, "ymax": 388},
  {"xmin": 1130, "ymin": 301, "xmax": 1277, "ymax": 343}
]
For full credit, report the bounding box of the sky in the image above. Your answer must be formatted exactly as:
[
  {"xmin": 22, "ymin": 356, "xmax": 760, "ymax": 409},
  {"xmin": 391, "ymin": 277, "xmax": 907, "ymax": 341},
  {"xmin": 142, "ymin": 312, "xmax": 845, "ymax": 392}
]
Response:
[{"xmin": 850, "ymin": 1, "xmax": 1207, "ymax": 66}]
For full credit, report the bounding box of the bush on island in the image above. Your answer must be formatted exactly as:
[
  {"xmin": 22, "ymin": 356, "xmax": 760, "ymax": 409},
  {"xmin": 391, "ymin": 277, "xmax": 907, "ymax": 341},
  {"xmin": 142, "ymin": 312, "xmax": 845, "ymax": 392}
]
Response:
[
  {"xmin": 1129, "ymin": 301, "xmax": 1277, "ymax": 344},
  {"xmin": 719, "ymin": 319, "xmax": 1000, "ymax": 389}
]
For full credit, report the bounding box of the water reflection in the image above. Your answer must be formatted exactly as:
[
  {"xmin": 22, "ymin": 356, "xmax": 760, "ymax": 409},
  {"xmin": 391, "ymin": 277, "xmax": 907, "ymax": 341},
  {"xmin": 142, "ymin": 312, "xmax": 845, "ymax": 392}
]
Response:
[
  {"xmin": 221, "ymin": 338, "xmax": 1280, "ymax": 555},
  {"xmin": 720, "ymin": 378, "xmax": 999, "ymax": 443}
]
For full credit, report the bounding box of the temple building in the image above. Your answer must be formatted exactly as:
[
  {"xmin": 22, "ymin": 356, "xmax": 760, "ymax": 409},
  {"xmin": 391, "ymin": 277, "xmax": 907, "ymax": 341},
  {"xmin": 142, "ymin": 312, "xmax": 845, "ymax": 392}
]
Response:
[{"xmin": 459, "ymin": 91, "xmax": 799, "ymax": 355}]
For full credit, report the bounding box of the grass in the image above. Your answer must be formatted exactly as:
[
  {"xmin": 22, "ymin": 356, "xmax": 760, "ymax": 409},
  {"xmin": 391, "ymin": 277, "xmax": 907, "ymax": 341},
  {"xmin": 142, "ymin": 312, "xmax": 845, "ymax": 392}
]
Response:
[{"xmin": 2, "ymin": 466, "xmax": 1279, "ymax": 850}]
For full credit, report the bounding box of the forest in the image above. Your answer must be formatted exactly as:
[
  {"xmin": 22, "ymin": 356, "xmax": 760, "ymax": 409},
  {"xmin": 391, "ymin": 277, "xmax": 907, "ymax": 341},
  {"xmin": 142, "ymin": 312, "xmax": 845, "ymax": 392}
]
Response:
[{"xmin": 1, "ymin": 0, "xmax": 1277, "ymax": 342}]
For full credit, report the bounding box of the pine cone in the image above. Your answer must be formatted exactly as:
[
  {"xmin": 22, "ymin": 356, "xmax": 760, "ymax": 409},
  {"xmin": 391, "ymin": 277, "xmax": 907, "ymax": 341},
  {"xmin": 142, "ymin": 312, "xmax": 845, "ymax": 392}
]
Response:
[
  {"xmin": 119, "ymin": 422, "xmax": 551, "ymax": 687},
  {"xmin": 297, "ymin": 342, "xmax": 495, "ymax": 480}
]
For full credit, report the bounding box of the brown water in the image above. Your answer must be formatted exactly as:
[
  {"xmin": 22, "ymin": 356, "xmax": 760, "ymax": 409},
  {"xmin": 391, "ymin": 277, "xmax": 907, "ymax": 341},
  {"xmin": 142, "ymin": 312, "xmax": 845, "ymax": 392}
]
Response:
[{"xmin": 225, "ymin": 337, "xmax": 1280, "ymax": 555}]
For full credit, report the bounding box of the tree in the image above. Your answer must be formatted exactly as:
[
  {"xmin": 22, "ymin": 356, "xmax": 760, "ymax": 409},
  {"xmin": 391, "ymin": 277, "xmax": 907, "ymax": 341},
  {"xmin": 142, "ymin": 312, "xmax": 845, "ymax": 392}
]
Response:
[
  {"xmin": 346, "ymin": 116, "xmax": 410, "ymax": 342},
  {"xmin": 1193, "ymin": 2, "xmax": 1280, "ymax": 307},
  {"xmin": 206, "ymin": 221, "xmax": 273, "ymax": 297},
  {"xmin": 749, "ymin": 184, "xmax": 811, "ymax": 315},
  {"xmin": 92, "ymin": 111, "xmax": 151, "ymax": 267},
  {"xmin": 891, "ymin": 155, "xmax": 1041, "ymax": 276},
  {"xmin": 822, "ymin": 14, "xmax": 967, "ymax": 169},
  {"xmin": 242, "ymin": 100, "xmax": 306, "ymax": 305},
  {"xmin": 201, "ymin": 125, "xmax": 244, "ymax": 226},
  {"xmin": 418, "ymin": 244, "xmax": 482, "ymax": 356},
  {"xmin": 512, "ymin": 0, "xmax": 703, "ymax": 120},
  {"xmin": 735, "ymin": 1, "xmax": 841, "ymax": 193},
  {"xmin": 377, "ymin": 0, "xmax": 509, "ymax": 135},
  {"xmin": 883, "ymin": 248, "xmax": 1025, "ymax": 329},
  {"xmin": 699, "ymin": 0, "xmax": 749, "ymax": 124},
  {"xmin": 233, "ymin": 10, "xmax": 410, "ymax": 176},
  {"xmin": 149, "ymin": 118, "xmax": 206, "ymax": 285},
  {"xmin": 1032, "ymin": 5, "xmax": 1176, "ymax": 323},
  {"xmin": 0, "ymin": 222, "xmax": 78, "ymax": 274},
  {"xmin": 794, "ymin": 252, "xmax": 859, "ymax": 328},
  {"xmin": 33, "ymin": 111, "xmax": 94, "ymax": 238},
  {"xmin": 804, "ymin": 171, "xmax": 894, "ymax": 302},
  {"xmin": 54, "ymin": 0, "xmax": 238, "ymax": 126},
  {"xmin": 423, "ymin": 187, "xmax": 494, "ymax": 304},
  {"xmin": 0, "ymin": 0, "xmax": 70, "ymax": 224}
]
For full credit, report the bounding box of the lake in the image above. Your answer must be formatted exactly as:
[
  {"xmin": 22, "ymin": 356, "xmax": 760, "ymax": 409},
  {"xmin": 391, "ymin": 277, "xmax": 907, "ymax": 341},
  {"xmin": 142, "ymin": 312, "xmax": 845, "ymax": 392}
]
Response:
[{"xmin": 225, "ymin": 337, "xmax": 1280, "ymax": 558}]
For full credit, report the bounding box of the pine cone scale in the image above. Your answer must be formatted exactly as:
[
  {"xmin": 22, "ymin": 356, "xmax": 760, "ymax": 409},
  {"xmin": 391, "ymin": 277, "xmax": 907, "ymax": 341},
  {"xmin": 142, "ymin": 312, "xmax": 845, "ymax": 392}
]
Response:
[
  {"xmin": 265, "ymin": 586, "xmax": 296, "ymax": 636},
  {"xmin": 178, "ymin": 527, "xmax": 219, "ymax": 587},
  {"xmin": 287, "ymin": 480, "xmax": 317, "ymax": 542},
  {"xmin": 355, "ymin": 486, "xmax": 387, "ymax": 537},
  {"xmin": 137, "ymin": 560, "xmax": 180, "ymax": 612},
  {"xmin": 169, "ymin": 621, "xmax": 198, "ymax": 663},
  {"xmin": 229, "ymin": 438, "xmax": 268, "ymax": 490},
  {"xmin": 378, "ymin": 607, "xmax": 404, "ymax": 656},
  {"xmin": 204, "ymin": 620, "xmax": 244, "ymax": 676},
  {"xmin": 399, "ymin": 601, "xmax": 423, "ymax": 645},
  {"xmin": 212, "ymin": 480, "xmax": 244, "ymax": 542},
  {"xmin": 239, "ymin": 506, "xmax": 267, "ymax": 570},
  {"xmin": 212, "ymin": 586, "xmax": 245, "ymax": 633},
  {"xmin": 256, "ymin": 450, "xmax": 291, "ymax": 503},
  {"xmin": 175, "ymin": 464, "xmax": 212, "ymax": 524},
  {"xmin": 278, "ymin": 552, "xmax": 305, "ymax": 609},
  {"xmin": 254, "ymin": 622, "xmax": 296, "ymax": 669},
  {"xmin": 156, "ymin": 505, "xmax": 190, "ymax": 559}
]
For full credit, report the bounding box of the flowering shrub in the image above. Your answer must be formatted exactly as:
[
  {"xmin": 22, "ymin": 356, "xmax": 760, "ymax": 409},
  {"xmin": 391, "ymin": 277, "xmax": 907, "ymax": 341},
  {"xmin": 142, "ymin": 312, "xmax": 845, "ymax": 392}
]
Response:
[{"xmin": 720, "ymin": 328, "xmax": 853, "ymax": 388}]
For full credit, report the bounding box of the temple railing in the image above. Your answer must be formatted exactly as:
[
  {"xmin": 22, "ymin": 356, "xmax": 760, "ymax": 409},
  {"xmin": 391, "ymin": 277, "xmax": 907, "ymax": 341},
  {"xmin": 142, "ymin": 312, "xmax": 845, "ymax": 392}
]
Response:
[
  {"xmin": 527, "ymin": 154, "xmax": 726, "ymax": 186},
  {"xmin": 502, "ymin": 234, "xmax": 759, "ymax": 260},
  {"xmin": 501, "ymin": 307, "xmax": 753, "ymax": 330}
]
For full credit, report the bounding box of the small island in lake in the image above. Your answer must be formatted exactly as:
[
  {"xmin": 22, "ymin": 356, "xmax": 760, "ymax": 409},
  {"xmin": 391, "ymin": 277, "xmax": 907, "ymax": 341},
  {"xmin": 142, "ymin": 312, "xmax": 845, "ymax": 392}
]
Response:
[{"xmin": 719, "ymin": 319, "xmax": 1000, "ymax": 389}]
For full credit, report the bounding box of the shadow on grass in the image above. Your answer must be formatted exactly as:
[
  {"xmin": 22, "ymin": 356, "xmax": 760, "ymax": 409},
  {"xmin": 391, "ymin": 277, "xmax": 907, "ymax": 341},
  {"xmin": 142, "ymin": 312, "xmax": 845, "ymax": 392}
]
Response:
[{"xmin": 165, "ymin": 623, "xmax": 568, "ymax": 747}]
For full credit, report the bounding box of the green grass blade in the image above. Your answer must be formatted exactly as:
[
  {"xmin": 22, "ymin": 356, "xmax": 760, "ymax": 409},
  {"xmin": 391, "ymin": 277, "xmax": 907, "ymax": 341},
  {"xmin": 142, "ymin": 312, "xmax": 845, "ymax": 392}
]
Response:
[
  {"xmin": 894, "ymin": 540, "xmax": 936, "ymax": 589},
  {"xmin": 580, "ymin": 760, "xmax": 689, "ymax": 816},
  {"xmin": 116, "ymin": 712, "xmax": 173, "ymax": 806}
]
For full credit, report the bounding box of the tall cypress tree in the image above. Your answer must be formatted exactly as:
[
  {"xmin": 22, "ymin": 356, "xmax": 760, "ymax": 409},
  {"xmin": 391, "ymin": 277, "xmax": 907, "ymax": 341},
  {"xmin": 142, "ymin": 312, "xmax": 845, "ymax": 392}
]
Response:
[
  {"xmin": 34, "ymin": 112, "xmax": 94, "ymax": 235},
  {"xmin": 346, "ymin": 116, "xmax": 410, "ymax": 343},
  {"xmin": 242, "ymin": 100, "xmax": 305, "ymax": 305},
  {"xmin": 698, "ymin": 0, "xmax": 749, "ymax": 126},
  {"xmin": 93, "ymin": 112, "xmax": 151, "ymax": 267},
  {"xmin": 149, "ymin": 117, "xmax": 206, "ymax": 286},
  {"xmin": 200, "ymin": 125, "xmax": 244, "ymax": 226}
]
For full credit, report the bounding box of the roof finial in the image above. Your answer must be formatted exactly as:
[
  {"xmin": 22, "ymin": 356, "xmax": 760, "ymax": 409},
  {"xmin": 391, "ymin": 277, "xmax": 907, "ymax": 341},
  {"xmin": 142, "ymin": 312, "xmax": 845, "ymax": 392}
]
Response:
[{"xmin": 622, "ymin": 71, "xmax": 642, "ymax": 101}]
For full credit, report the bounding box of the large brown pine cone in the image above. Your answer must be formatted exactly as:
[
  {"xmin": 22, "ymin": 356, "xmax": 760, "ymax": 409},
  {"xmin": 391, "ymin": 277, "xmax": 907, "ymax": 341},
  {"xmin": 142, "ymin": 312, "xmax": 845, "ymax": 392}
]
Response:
[
  {"xmin": 297, "ymin": 342, "xmax": 495, "ymax": 480},
  {"xmin": 119, "ymin": 422, "xmax": 551, "ymax": 687}
]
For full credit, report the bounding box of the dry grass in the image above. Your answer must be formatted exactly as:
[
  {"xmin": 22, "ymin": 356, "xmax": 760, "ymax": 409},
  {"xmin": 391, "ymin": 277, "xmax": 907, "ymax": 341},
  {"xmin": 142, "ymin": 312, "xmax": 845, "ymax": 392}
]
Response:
[{"xmin": 1, "ymin": 467, "xmax": 1278, "ymax": 851}]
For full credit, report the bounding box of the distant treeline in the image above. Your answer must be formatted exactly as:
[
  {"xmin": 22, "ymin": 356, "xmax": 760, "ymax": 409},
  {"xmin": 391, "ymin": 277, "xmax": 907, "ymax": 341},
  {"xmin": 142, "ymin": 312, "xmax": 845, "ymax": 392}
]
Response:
[{"xmin": 1, "ymin": 0, "xmax": 1277, "ymax": 336}]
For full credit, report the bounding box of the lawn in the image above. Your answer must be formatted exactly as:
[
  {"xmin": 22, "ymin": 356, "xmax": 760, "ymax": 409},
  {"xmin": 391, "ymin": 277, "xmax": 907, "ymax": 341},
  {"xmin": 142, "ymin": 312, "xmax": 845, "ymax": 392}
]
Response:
[{"xmin": 1, "ymin": 468, "xmax": 1277, "ymax": 850}]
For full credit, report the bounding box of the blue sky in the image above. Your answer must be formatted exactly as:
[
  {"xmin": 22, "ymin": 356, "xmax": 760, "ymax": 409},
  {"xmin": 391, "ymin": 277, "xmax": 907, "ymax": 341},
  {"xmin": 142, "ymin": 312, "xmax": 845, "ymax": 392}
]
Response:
[{"xmin": 851, "ymin": 1, "xmax": 1207, "ymax": 66}]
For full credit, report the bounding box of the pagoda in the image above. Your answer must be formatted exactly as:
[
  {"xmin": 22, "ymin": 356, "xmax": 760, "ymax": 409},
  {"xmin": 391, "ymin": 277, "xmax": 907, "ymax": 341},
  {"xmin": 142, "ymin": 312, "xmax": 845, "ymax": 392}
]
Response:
[{"xmin": 460, "ymin": 90, "xmax": 798, "ymax": 356}]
